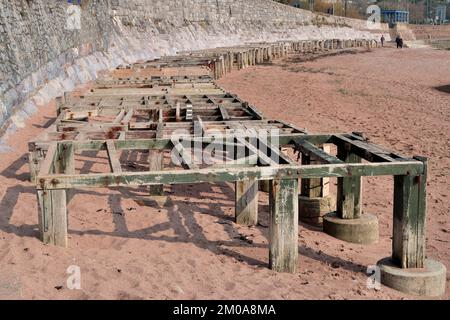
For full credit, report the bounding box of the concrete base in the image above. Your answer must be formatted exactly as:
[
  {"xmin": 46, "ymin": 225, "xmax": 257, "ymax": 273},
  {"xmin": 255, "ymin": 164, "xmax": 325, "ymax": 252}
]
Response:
[
  {"xmin": 323, "ymin": 212, "xmax": 379, "ymax": 244},
  {"xmin": 377, "ymin": 258, "xmax": 447, "ymax": 297},
  {"xmin": 298, "ymin": 195, "xmax": 334, "ymax": 227}
]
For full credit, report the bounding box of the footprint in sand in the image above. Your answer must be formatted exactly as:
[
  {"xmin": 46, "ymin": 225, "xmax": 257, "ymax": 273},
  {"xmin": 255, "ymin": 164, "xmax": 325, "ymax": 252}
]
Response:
[{"xmin": 224, "ymin": 281, "xmax": 236, "ymax": 291}]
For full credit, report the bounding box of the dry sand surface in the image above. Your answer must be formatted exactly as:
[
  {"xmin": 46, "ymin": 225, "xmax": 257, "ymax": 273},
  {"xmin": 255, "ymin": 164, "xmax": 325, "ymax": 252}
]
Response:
[{"xmin": 0, "ymin": 47, "xmax": 448, "ymax": 300}]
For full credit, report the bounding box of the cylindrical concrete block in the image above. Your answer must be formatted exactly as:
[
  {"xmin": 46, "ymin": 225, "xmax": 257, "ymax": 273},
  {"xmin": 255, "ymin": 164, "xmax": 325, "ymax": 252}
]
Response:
[
  {"xmin": 377, "ymin": 258, "xmax": 447, "ymax": 297},
  {"xmin": 323, "ymin": 212, "xmax": 379, "ymax": 244}
]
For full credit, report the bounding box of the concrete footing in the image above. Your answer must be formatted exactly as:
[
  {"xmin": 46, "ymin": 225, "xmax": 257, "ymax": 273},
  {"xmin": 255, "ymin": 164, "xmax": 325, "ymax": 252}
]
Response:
[
  {"xmin": 298, "ymin": 195, "xmax": 334, "ymax": 227},
  {"xmin": 323, "ymin": 212, "xmax": 379, "ymax": 244},
  {"xmin": 377, "ymin": 257, "xmax": 447, "ymax": 297}
]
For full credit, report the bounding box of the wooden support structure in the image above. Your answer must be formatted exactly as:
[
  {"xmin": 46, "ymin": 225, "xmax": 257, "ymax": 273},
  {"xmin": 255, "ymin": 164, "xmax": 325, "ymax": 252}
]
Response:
[
  {"xmin": 37, "ymin": 189, "xmax": 68, "ymax": 247},
  {"xmin": 392, "ymin": 156, "xmax": 427, "ymax": 268},
  {"xmin": 336, "ymin": 146, "xmax": 361, "ymax": 219},
  {"xmin": 27, "ymin": 40, "xmax": 437, "ymax": 290},
  {"xmin": 300, "ymin": 144, "xmax": 332, "ymax": 198},
  {"xmin": 37, "ymin": 142, "xmax": 69, "ymax": 247},
  {"xmin": 148, "ymin": 150, "xmax": 164, "ymax": 196},
  {"xmin": 269, "ymin": 178, "xmax": 299, "ymax": 273},
  {"xmin": 235, "ymin": 178, "xmax": 258, "ymax": 226}
]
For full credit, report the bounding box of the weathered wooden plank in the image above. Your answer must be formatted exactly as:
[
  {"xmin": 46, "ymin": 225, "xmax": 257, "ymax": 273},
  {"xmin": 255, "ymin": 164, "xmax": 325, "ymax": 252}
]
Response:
[
  {"xmin": 336, "ymin": 148, "xmax": 361, "ymax": 219},
  {"xmin": 331, "ymin": 134, "xmax": 399, "ymax": 163},
  {"xmin": 121, "ymin": 108, "xmax": 134, "ymax": 125},
  {"xmin": 37, "ymin": 189, "xmax": 68, "ymax": 247},
  {"xmin": 175, "ymin": 102, "xmax": 181, "ymax": 122},
  {"xmin": 113, "ymin": 109, "xmax": 126, "ymax": 124},
  {"xmin": 300, "ymin": 145, "xmax": 332, "ymax": 198},
  {"xmin": 295, "ymin": 140, "xmax": 343, "ymax": 165},
  {"xmin": 235, "ymin": 136, "xmax": 279, "ymax": 166},
  {"xmin": 269, "ymin": 178, "xmax": 299, "ymax": 273},
  {"xmin": 37, "ymin": 161, "xmax": 424, "ymax": 190},
  {"xmin": 392, "ymin": 157, "xmax": 427, "ymax": 268},
  {"xmin": 149, "ymin": 150, "xmax": 164, "ymax": 196},
  {"xmin": 156, "ymin": 123, "xmax": 164, "ymax": 139},
  {"xmin": 235, "ymin": 178, "xmax": 258, "ymax": 226},
  {"xmin": 39, "ymin": 143, "xmax": 58, "ymax": 176},
  {"xmin": 62, "ymin": 143, "xmax": 75, "ymax": 175},
  {"xmin": 106, "ymin": 140, "xmax": 122, "ymax": 174},
  {"xmin": 219, "ymin": 105, "xmax": 230, "ymax": 120},
  {"xmin": 171, "ymin": 140, "xmax": 198, "ymax": 170},
  {"xmin": 194, "ymin": 115, "xmax": 204, "ymax": 137}
]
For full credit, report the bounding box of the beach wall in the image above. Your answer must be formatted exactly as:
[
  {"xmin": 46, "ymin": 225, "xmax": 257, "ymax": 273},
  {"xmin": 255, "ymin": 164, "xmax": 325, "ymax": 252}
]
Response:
[
  {"xmin": 407, "ymin": 24, "xmax": 450, "ymax": 40},
  {"xmin": 0, "ymin": 0, "xmax": 387, "ymax": 137}
]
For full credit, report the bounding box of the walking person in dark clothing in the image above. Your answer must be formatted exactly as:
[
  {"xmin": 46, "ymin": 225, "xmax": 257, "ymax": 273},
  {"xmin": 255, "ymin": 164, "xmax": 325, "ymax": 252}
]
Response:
[
  {"xmin": 381, "ymin": 35, "xmax": 385, "ymax": 47},
  {"xmin": 395, "ymin": 35, "xmax": 401, "ymax": 48}
]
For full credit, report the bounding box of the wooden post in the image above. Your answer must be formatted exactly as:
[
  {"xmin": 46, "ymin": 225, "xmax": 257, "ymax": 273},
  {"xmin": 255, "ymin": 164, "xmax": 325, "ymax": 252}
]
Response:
[
  {"xmin": 29, "ymin": 146, "xmax": 43, "ymax": 184},
  {"xmin": 37, "ymin": 143, "xmax": 69, "ymax": 247},
  {"xmin": 175, "ymin": 101, "xmax": 181, "ymax": 122},
  {"xmin": 149, "ymin": 150, "xmax": 164, "ymax": 195},
  {"xmin": 392, "ymin": 157, "xmax": 427, "ymax": 269},
  {"xmin": 269, "ymin": 178, "xmax": 299, "ymax": 273},
  {"xmin": 301, "ymin": 145, "xmax": 330, "ymax": 198},
  {"xmin": 37, "ymin": 189, "xmax": 68, "ymax": 247},
  {"xmin": 336, "ymin": 148, "xmax": 361, "ymax": 219},
  {"xmin": 235, "ymin": 178, "xmax": 258, "ymax": 226},
  {"xmin": 55, "ymin": 96, "xmax": 64, "ymax": 116}
]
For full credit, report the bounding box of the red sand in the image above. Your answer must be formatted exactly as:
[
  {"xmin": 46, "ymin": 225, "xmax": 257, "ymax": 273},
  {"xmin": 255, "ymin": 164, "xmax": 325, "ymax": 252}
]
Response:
[{"xmin": 0, "ymin": 47, "xmax": 448, "ymax": 299}]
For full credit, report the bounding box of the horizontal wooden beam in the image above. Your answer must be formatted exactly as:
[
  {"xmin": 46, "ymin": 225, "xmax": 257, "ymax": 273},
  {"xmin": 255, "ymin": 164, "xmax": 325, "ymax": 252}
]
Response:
[
  {"xmin": 331, "ymin": 134, "xmax": 406, "ymax": 163},
  {"xmin": 37, "ymin": 161, "xmax": 423, "ymax": 190},
  {"xmin": 106, "ymin": 140, "xmax": 122, "ymax": 174},
  {"xmin": 293, "ymin": 139, "xmax": 343, "ymax": 164}
]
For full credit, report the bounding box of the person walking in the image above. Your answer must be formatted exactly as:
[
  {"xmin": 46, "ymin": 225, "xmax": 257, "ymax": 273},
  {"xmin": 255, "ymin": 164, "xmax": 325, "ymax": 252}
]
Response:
[
  {"xmin": 381, "ymin": 35, "xmax": 385, "ymax": 47},
  {"xmin": 395, "ymin": 35, "xmax": 401, "ymax": 48}
]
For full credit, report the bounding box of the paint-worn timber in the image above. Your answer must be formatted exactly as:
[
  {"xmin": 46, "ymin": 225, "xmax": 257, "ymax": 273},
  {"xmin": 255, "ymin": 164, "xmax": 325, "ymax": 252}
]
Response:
[
  {"xmin": 298, "ymin": 144, "xmax": 334, "ymax": 226},
  {"xmin": 27, "ymin": 40, "xmax": 445, "ymax": 296}
]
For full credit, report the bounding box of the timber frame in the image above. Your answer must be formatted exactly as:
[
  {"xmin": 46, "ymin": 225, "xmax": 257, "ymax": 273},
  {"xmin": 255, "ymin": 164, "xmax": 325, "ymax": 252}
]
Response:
[{"xmin": 29, "ymin": 39, "xmax": 429, "ymax": 273}]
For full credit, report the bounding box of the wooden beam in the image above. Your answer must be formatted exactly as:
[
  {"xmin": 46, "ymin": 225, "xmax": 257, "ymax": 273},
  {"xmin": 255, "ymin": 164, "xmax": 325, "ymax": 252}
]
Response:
[
  {"xmin": 258, "ymin": 139, "xmax": 296, "ymax": 165},
  {"xmin": 336, "ymin": 148, "xmax": 361, "ymax": 219},
  {"xmin": 235, "ymin": 136, "xmax": 279, "ymax": 166},
  {"xmin": 37, "ymin": 189, "xmax": 68, "ymax": 247},
  {"xmin": 392, "ymin": 157, "xmax": 427, "ymax": 268},
  {"xmin": 39, "ymin": 143, "xmax": 58, "ymax": 176},
  {"xmin": 106, "ymin": 140, "xmax": 122, "ymax": 174},
  {"xmin": 294, "ymin": 140, "xmax": 343, "ymax": 165},
  {"xmin": 149, "ymin": 150, "xmax": 164, "ymax": 196},
  {"xmin": 37, "ymin": 161, "xmax": 424, "ymax": 190},
  {"xmin": 301, "ymin": 145, "xmax": 331, "ymax": 198},
  {"xmin": 219, "ymin": 105, "xmax": 230, "ymax": 120},
  {"xmin": 171, "ymin": 140, "xmax": 198, "ymax": 170},
  {"xmin": 269, "ymin": 178, "xmax": 299, "ymax": 273},
  {"xmin": 331, "ymin": 134, "xmax": 400, "ymax": 163},
  {"xmin": 235, "ymin": 178, "xmax": 258, "ymax": 226},
  {"xmin": 194, "ymin": 115, "xmax": 204, "ymax": 137},
  {"xmin": 122, "ymin": 108, "xmax": 134, "ymax": 125},
  {"xmin": 113, "ymin": 109, "xmax": 126, "ymax": 124}
]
